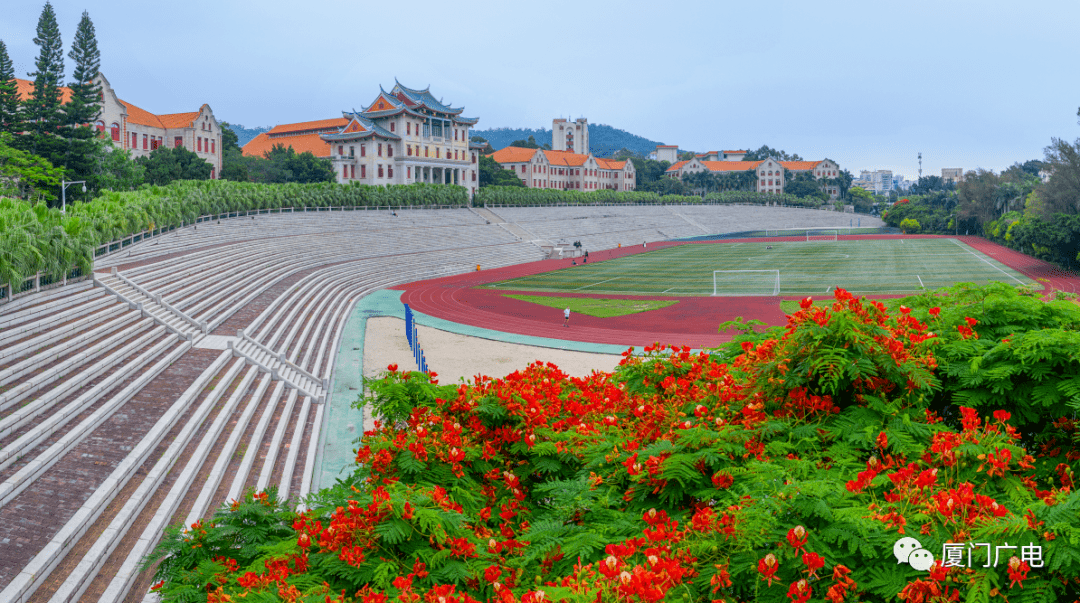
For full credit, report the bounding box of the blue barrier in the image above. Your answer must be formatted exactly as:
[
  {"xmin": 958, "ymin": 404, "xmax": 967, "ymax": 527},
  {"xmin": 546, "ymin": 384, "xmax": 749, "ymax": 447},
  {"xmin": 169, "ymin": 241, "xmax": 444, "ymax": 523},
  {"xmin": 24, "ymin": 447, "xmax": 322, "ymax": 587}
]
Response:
[{"xmin": 402, "ymin": 303, "xmax": 428, "ymax": 373}]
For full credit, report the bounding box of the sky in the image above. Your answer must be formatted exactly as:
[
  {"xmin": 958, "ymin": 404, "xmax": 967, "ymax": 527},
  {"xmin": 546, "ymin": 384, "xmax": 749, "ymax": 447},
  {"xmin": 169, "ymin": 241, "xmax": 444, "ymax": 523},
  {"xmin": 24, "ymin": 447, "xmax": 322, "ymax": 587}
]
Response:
[{"xmin": 3, "ymin": 0, "xmax": 1079, "ymax": 180}]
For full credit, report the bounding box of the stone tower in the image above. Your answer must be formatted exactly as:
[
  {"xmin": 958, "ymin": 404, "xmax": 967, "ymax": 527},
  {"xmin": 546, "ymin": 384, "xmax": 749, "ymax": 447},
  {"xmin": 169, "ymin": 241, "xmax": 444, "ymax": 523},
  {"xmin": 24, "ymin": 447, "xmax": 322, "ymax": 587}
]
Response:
[{"xmin": 552, "ymin": 117, "xmax": 589, "ymax": 154}]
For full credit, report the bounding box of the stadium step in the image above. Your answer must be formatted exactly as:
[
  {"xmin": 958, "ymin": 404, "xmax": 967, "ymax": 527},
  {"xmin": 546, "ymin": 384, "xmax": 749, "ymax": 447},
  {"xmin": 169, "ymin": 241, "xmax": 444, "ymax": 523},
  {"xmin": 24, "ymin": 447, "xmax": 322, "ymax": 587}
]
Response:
[
  {"xmin": 93, "ymin": 270, "xmax": 207, "ymax": 341},
  {"xmin": 229, "ymin": 330, "xmax": 328, "ymax": 403}
]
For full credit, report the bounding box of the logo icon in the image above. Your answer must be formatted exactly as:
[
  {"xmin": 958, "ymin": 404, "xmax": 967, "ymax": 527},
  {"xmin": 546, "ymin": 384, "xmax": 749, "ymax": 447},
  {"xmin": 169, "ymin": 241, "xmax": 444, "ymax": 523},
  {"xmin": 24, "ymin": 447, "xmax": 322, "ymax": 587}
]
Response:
[{"xmin": 893, "ymin": 537, "xmax": 935, "ymax": 571}]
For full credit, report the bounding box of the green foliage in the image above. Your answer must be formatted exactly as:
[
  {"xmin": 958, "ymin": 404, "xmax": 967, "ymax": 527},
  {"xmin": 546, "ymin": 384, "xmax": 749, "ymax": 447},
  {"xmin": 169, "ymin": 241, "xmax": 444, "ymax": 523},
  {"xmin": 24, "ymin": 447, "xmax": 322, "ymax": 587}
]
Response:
[
  {"xmin": 0, "ymin": 179, "xmax": 468, "ymax": 290},
  {"xmin": 20, "ymin": 1, "xmax": 66, "ymax": 159},
  {"xmin": 899, "ymin": 217, "xmax": 921, "ymax": 233},
  {"xmin": 136, "ymin": 146, "xmax": 213, "ymax": 185},
  {"xmin": 0, "ymin": 41, "xmax": 20, "ymax": 135},
  {"xmin": 0, "ymin": 132, "xmax": 65, "ymax": 202},
  {"xmin": 477, "ymin": 154, "xmax": 525, "ymax": 188},
  {"xmin": 246, "ymin": 144, "xmax": 336, "ymax": 184},
  {"xmin": 146, "ymin": 285, "xmax": 1080, "ymax": 602}
]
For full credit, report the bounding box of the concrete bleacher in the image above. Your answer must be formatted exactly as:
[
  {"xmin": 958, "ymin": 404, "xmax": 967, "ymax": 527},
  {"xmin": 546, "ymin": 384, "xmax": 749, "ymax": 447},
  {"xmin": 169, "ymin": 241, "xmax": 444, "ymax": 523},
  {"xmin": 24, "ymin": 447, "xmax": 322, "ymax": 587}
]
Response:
[{"xmin": 0, "ymin": 203, "xmax": 880, "ymax": 602}]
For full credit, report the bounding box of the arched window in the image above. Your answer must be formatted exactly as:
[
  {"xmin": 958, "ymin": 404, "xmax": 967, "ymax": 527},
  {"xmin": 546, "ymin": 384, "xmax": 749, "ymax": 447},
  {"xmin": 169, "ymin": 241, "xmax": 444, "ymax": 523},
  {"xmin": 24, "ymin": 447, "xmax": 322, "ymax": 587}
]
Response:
[
  {"xmin": 95, "ymin": 120, "xmax": 105, "ymax": 132},
  {"xmin": 110, "ymin": 122, "xmax": 120, "ymax": 141}
]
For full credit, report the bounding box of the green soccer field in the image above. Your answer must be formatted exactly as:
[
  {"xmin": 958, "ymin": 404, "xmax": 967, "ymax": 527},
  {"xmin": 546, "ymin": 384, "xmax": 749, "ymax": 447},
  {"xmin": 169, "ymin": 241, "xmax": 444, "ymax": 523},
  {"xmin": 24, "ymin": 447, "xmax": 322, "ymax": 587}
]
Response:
[{"xmin": 483, "ymin": 238, "xmax": 1039, "ymax": 297}]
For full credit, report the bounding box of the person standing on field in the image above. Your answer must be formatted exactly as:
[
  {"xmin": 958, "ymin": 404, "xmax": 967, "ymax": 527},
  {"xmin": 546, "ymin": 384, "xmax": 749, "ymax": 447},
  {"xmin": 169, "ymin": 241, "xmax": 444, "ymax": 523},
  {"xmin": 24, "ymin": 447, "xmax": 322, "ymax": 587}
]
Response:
[{"xmin": 563, "ymin": 308, "xmax": 570, "ymax": 327}]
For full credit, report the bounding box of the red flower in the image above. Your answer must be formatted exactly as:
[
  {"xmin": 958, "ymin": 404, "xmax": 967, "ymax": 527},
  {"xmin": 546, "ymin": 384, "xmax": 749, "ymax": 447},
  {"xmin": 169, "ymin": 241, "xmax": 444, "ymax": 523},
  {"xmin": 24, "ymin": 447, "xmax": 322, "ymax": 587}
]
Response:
[
  {"xmin": 799, "ymin": 297, "xmax": 814, "ymax": 309},
  {"xmin": 876, "ymin": 431, "xmax": 888, "ymax": 451},
  {"xmin": 802, "ymin": 552, "xmax": 824, "ymax": 578},
  {"xmin": 1007, "ymin": 556, "xmax": 1030, "ymax": 588},
  {"xmin": 484, "ymin": 565, "xmax": 502, "ymax": 582},
  {"xmin": 787, "ymin": 578, "xmax": 812, "ymax": 603},
  {"xmin": 993, "ymin": 410, "xmax": 1011, "ymax": 423},
  {"xmin": 786, "ymin": 526, "xmax": 808, "ymax": 553},
  {"xmin": 928, "ymin": 307, "xmax": 941, "ymax": 317},
  {"xmin": 758, "ymin": 553, "xmax": 780, "ymax": 587}
]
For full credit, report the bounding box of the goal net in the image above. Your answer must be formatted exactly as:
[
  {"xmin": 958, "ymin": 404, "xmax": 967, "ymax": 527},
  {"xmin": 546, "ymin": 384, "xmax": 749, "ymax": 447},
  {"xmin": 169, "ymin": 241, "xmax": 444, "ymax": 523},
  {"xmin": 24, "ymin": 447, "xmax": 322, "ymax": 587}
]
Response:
[
  {"xmin": 806, "ymin": 229, "xmax": 838, "ymax": 242},
  {"xmin": 713, "ymin": 270, "xmax": 780, "ymax": 296}
]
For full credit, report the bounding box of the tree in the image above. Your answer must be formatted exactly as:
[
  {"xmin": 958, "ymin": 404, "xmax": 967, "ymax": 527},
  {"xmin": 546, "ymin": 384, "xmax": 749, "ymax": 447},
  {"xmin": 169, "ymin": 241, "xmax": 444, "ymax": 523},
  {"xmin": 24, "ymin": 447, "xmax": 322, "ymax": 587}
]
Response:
[
  {"xmin": 908, "ymin": 175, "xmax": 955, "ymax": 195},
  {"xmin": 957, "ymin": 168, "xmax": 1001, "ymax": 227},
  {"xmin": 58, "ymin": 10, "xmax": 102, "ymax": 201},
  {"xmin": 0, "ymin": 132, "xmax": 65, "ymax": 201},
  {"xmin": 244, "ymin": 144, "xmax": 335, "ymax": 184},
  {"xmin": 1040, "ymin": 137, "xmax": 1080, "ymax": 215},
  {"xmin": 510, "ymin": 135, "xmax": 542, "ymax": 149},
  {"xmin": 743, "ymin": 145, "xmax": 802, "ymax": 162},
  {"xmin": 0, "ymin": 41, "xmax": 20, "ymax": 135},
  {"xmin": 899, "ymin": 217, "xmax": 920, "ymax": 233},
  {"xmin": 89, "ymin": 136, "xmax": 144, "ymax": 191},
  {"xmin": 477, "ymin": 154, "xmax": 524, "ymax": 188},
  {"xmin": 21, "ymin": 2, "xmax": 66, "ymax": 159},
  {"xmin": 136, "ymin": 146, "xmax": 212, "ymax": 185},
  {"xmin": 218, "ymin": 122, "xmax": 249, "ymax": 182}
]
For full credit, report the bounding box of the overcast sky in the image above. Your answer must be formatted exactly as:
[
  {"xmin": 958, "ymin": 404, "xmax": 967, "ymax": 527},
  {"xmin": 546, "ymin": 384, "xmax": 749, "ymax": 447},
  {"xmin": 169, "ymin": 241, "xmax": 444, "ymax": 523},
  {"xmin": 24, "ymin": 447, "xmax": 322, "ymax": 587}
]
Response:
[{"xmin": 3, "ymin": 0, "xmax": 1079, "ymax": 179}]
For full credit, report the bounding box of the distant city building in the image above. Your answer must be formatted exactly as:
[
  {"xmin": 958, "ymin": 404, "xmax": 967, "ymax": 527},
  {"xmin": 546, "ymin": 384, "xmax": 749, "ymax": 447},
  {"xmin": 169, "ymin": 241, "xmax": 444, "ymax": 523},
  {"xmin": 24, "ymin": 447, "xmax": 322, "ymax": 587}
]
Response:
[
  {"xmin": 552, "ymin": 118, "xmax": 589, "ymax": 153},
  {"xmin": 941, "ymin": 168, "xmax": 964, "ymax": 184},
  {"xmin": 489, "ymin": 146, "xmax": 636, "ymax": 191},
  {"xmin": 15, "ymin": 72, "xmax": 223, "ymax": 178},
  {"xmin": 244, "ymin": 81, "xmax": 481, "ymax": 197},
  {"xmin": 853, "ymin": 170, "xmax": 895, "ymax": 194},
  {"xmin": 1039, "ymin": 168, "xmax": 1052, "ymax": 183},
  {"xmin": 652, "ymin": 145, "xmax": 679, "ymax": 163},
  {"xmin": 665, "ymin": 157, "xmax": 841, "ymax": 198}
]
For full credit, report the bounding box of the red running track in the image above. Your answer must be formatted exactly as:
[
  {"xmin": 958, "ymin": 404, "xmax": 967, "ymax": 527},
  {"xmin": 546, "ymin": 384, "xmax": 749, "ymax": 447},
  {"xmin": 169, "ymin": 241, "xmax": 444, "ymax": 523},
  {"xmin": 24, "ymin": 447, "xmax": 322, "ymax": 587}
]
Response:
[{"xmin": 395, "ymin": 235, "xmax": 1080, "ymax": 349}]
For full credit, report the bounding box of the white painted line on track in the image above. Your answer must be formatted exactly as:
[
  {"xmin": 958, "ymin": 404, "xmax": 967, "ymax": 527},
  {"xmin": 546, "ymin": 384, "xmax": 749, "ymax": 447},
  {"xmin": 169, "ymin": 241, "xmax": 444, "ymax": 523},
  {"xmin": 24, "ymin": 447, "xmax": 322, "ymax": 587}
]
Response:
[
  {"xmin": 917, "ymin": 275, "xmax": 924, "ymax": 288},
  {"xmin": 948, "ymin": 239, "xmax": 1026, "ymax": 286}
]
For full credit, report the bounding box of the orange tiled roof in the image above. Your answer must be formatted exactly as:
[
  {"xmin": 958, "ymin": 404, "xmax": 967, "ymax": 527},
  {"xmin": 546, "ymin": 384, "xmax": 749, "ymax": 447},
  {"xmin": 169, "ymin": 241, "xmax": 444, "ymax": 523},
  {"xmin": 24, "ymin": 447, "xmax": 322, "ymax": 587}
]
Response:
[
  {"xmin": 595, "ymin": 158, "xmax": 626, "ymax": 170},
  {"xmin": 158, "ymin": 112, "xmax": 199, "ymax": 129},
  {"xmin": 722, "ymin": 150, "xmax": 747, "ymax": 154},
  {"xmin": 665, "ymin": 160, "xmax": 691, "ymax": 172},
  {"xmin": 655, "ymin": 144, "xmax": 677, "ymax": 148},
  {"xmin": 14, "ymin": 77, "xmax": 74, "ymax": 103},
  {"xmin": 543, "ymin": 150, "xmax": 589, "ymax": 167},
  {"xmin": 118, "ymin": 99, "xmax": 165, "ymax": 128},
  {"xmin": 489, "ymin": 146, "xmax": 541, "ymax": 163},
  {"xmin": 266, "ymin": 118, "xmax": 350, "ymax": 136},
  {"xmin": 700, "ymin": 160, "xmax": 762, "ymax": 172},
  {"xmin": 779, "ymin": 161, "xmax": 822, "ymax": 171},
  {"xmin": 242, "ymin": 131, "xmax": 332, "ymax": 158}
]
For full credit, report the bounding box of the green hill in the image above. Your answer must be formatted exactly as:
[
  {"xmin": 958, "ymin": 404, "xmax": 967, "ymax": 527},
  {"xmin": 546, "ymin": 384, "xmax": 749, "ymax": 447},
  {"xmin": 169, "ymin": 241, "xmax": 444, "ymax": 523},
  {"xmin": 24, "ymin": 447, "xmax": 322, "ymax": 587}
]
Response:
[
  {"xmin": 472, "ymin": 123, "xmax": 669, "ymax": 157},
  {"xmin": 223, "ymin": 123, "xmax": 270, "ymax": 147}
]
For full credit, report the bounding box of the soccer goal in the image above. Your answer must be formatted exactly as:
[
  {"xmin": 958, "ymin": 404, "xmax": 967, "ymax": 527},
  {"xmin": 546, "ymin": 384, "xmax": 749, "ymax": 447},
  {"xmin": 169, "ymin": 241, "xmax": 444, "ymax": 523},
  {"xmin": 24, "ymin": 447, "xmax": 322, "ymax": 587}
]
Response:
[
  {"xmin": 806, "ymin": 229, "xmax": 838, "ymax": 242},
  {"xmin": 713, "ymin": 270, "xmax": 780, "ymax": 296}
]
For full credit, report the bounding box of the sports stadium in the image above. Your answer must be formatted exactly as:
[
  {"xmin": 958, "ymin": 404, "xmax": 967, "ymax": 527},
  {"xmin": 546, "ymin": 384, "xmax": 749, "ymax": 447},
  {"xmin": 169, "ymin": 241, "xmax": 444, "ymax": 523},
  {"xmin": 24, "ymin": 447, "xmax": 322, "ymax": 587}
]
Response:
[{"xmin": 0, "ymin": 203, "xmax": 1076, "ymax": 601}]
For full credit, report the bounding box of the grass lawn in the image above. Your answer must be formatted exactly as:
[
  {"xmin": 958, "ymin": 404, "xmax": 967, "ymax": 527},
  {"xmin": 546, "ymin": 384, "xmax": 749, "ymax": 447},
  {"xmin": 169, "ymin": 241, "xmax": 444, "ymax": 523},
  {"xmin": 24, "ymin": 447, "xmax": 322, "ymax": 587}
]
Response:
[
  {"xmin": 484, "ymin": 238, "xmax": 1037, "ymax": 297},
  {"xmin": 505, "ymin": 294, "xmax": 678, "ymax": 318}
]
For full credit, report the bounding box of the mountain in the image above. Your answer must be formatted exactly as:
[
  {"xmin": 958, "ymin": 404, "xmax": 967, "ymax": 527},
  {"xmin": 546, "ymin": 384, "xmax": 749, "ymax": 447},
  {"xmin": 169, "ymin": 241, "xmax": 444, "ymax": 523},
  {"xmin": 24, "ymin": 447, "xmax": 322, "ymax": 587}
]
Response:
[
  {"xmin": 223, "ymin": 123, "xmax": 271, "ymax": 147},
  {"xmin": 471, "ymin": 123, "xmax": 667, "ymax": 157}
]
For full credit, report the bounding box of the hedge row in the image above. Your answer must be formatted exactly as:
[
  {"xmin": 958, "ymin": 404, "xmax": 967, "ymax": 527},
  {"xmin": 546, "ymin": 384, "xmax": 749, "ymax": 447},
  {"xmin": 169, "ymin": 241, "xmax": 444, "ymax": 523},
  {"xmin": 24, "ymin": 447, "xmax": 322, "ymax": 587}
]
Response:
[{"xmin": 0, "ymin": 181, "xmax": 468, "ymax": 291}]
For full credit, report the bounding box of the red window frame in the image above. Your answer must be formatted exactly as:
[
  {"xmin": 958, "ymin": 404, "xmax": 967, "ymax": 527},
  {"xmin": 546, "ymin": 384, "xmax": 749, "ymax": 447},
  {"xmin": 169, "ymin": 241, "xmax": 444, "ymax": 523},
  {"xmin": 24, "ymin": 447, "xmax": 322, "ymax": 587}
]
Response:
[{"xmin": 361, "ymin": 165, "xmax": 366, "ymax": 178}]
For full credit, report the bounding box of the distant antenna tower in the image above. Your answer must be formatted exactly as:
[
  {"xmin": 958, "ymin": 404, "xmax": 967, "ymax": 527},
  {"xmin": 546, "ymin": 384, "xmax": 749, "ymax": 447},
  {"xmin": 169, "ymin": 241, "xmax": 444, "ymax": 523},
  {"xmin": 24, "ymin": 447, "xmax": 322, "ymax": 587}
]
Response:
[{"xmin": 918, "ymin": 152, "xmax": 922, "ymax": 180}]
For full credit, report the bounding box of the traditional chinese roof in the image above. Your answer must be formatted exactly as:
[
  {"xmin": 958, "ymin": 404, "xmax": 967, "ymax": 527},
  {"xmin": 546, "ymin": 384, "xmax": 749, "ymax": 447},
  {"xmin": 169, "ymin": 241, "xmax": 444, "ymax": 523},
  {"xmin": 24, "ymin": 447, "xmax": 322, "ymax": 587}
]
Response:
[
  {"xmin": 14, "ymin": 77, "xmax": 73, "ymax": 103},
  {"xmin": 266, "ymin": 117, "xmax": 350, "ymax": 136},
  {"xmin": 595, "ymin": 158, "xmax": 627, "ymax": 170},
  {"xmin": 543, "ymin": 150, "xmax": 589, "ymax": 167},
  {"xmin": 390, "ymin": 80, "xmax": 464, "ymax": 115},
  {"xmin": 329, "ymin": 113, "xmax": 400, "ymax": 141},
  {"xmin": 242, "ymin": 131, "xmax": 331, "ymax": 158},
  {"xmin": 489, "ymin": 146, "xmax": 542, "ymax": 163}
]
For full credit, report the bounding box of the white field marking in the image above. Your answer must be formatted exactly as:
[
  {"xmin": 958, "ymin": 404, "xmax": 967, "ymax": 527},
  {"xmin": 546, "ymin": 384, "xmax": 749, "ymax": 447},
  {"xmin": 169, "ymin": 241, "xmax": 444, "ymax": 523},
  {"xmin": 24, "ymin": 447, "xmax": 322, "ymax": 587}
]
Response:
[
  {"xmin": 574, "ymin": 276, "xmax": 621, "ymax": 290},
  {"xmin": 826, "ymin": 286, "xmax": 832, "ymax": 293},
  {"xmin": 917, "ymin": 275, "xmax": 925, "ymax": 288},
  {"xmin": 948, "ymin": 239, "xmax": 1026, "ymax": 286},
  {"xmin": 662, "ymin": 287, "xmax": 678, "ymax": 293}
]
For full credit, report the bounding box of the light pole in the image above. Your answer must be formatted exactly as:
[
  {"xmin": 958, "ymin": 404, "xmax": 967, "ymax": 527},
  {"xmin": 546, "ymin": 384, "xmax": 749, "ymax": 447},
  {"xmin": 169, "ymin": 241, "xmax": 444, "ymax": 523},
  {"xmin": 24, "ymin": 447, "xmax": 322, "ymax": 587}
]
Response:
[{"xmin": 60, "ymin": 180, "xmax": 86, "ymax": 213}]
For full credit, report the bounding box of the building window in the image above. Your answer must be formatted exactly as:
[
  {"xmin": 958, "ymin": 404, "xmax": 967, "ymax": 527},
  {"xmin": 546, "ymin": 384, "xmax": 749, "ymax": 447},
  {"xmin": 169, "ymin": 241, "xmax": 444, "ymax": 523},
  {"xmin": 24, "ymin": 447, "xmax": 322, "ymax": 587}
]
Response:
[
  {"xmin": 407, "ymin": 122, "xmax": 411, "ymax": 135},
  {"xmin": 110, "ymin": 123, "xmax": 120, "ymax": 142},
  {"xmin": 454, "ymin": 150, "xmax": 458, "ymax": 160},
  {"xmin": 407, "ymin": 145, "xmax": 412, "ymax": 156},
  {"xmin": 407, "ymin": 166, "xmax": 411, "ymax": 179},
  {"xmin": 378, "ymin": 165, "xmax": 384, "ymax": 178},
  {"xmin": 95, "ymin": 120, "xmax": 104, "ymax": 132},
  {"xmin": 338, "ymin": 145, "xmax": 344, "ymax": 156},
  {"xmin": 175, "ymin": 136, "xmax": 182, "ymax": 148},
  {"xmin": 343, "ymin": 165, "xmax": 348, "ymax": 179},
  {"xmin": 351, "ymin": 165, "xmax": 355, "ymax": 178},
  {"xmin": 349, "ymin": 146, "xmax": 355, "ymax": 158},
  {"xmin": 197, "ymin": 137, "xmax": 202, "ymax": 152},
  {"xmin": 361, "ymin": 164, "xmax": 366, "ymax": 178},
  {"xmin": 131, "ymin": 132, "xmax": 137, "ymax": 148},
  {"xmin": 378, "ymin": 143, "xmax": 382, "ymax": 157},
  {"xmin": 211, "ymin": 140, "xmax": 215, "ymax": 155},
  {"xmin": 390, "ymin": 122, "xmax": 395, "ymax": 132},
  {"xmin": 425, "ymin": 146, "xmax": 429, "ymax": 157},
  {"xmin": 436, "ymin": 148, "xmax": 440, "ymax": 158},
  {"xmin": 361, "ymin": 144, "xmax": 366, "ymax": 157},
  {"xmin": 472, "ymin": 171, "xmax": 476, "ymax": 182},
  {"xmin": 388, "ymin": 145, "xmax": 393, "ymax": 157},
  {"xmin": 520, "ymin": 165, "xmax": 525, "ymax": 173},
  {"xmin": 388, "ymin": 166, "xmax": 393, "ymax": 178},
  {"xmin": 472, "ymin": 153, "xmax": 477, "ymax": 164}
]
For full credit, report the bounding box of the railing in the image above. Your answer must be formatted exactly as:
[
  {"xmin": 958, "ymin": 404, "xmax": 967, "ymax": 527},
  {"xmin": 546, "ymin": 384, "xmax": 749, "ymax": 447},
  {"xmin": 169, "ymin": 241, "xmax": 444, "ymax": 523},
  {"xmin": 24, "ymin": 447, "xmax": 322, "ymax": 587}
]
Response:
[
  {"xmin": 402, "ymin": 303, "xmax": 429, "ymax": 373},
  {"xmin": 0, "ymin": 267, "xmax": 87, "ymax": 306}
]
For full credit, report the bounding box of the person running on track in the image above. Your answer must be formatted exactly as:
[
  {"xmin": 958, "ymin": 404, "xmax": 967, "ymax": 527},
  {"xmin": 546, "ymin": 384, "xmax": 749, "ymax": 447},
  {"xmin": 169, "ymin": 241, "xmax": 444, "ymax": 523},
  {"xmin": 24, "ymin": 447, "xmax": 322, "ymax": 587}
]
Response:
[{"xmin": 563, "ymin": 308, "xmax": 570, "ymax": 327}]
